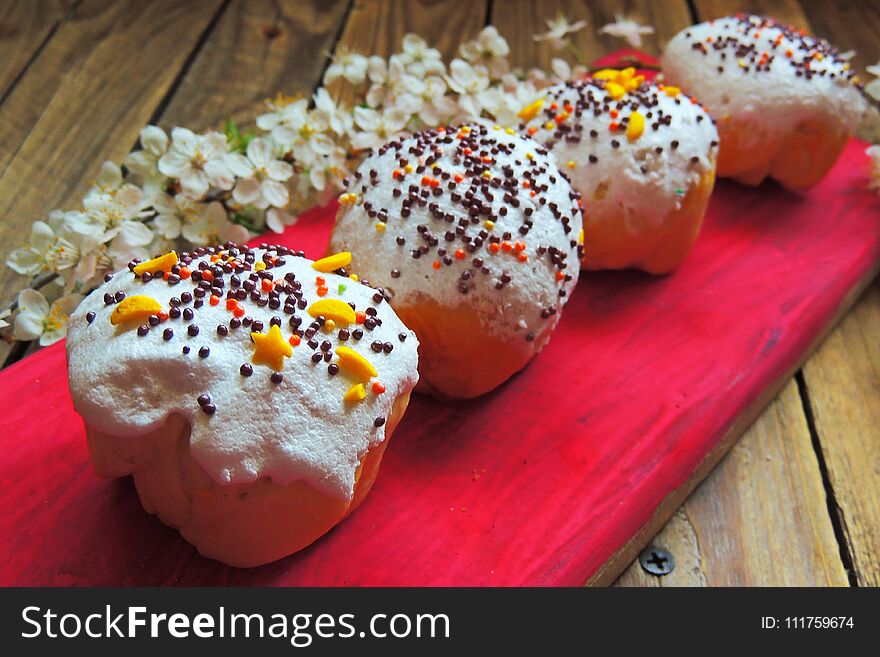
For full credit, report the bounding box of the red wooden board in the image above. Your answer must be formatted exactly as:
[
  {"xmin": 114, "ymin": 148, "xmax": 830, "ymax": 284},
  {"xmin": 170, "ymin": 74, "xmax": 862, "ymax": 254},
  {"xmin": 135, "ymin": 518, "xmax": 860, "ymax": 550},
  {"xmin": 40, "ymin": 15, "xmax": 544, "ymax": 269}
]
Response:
[{"xmin": 1, "ymin": 140, "xmax": 878, "ymax": 586}]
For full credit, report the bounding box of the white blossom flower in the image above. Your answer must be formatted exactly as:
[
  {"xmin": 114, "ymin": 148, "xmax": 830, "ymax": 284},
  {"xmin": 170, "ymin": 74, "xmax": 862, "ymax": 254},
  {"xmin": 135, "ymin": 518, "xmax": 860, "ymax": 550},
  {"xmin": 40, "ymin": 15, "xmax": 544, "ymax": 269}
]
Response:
[
  {"xmin": 0, "ymin": 308, "xmax": 10, "ymax": 330},
  {"xmin": 150, "ymin": 192, "xmax": 210, "ymax": 240},
  {"xmin": 313, "ymin": 88, "xmax": 352, "ymax": 136},
  {"xmin": 550, "ymin": 57, "xmax": 588, "ymax": 81},
  {"xmin": 181, "ymin": 201, "xmax": 251, "ymax": 245},
  {"xmin": 158, "ymin": 128, "xmax": 233, "ymax": 198},
  {"xmin": 6, "ymin": 214, "xmax": 101, "ymax": 282},
  {"xmin": 460, "ymin": 26, "xmax": 511, "ymax": 79},
  {"xmin": 867, "ymin": 144, "xmax": 880, "ymax": 193},
  {"xmin": 398, "ymin": 34, "xmax": 444, "ymax": 77},
  {"xmin": 266, "ymin": 208, "xmax": 299, "ymax": 234},
  {"xmin": 13, "ymin": 288, "xmax": 80, "ymax": 346},
  {"xmin": 533, "ymin": 14, "xmax": 588, "ymax": 50},
  {"xmin": 225, "ymin": 137, "xmax": 293, "ymax": 209},
  {"xmin": 365, "ymin": 56, "xmax": 406, "ymax": 108},
  {"xmin": 446, "ymin": 59, "xmax": 490, "ymax": 118},
  {"xmin": 598, "ymin": 14, "xmax": 654, "ymax": 48},
  {"xmin": 865, "ymin": 62, "xmax": 880, "ymax": 101},
  {"xmin": 323, "ymin": 47, "xmax": 369, "ymax": 85},
  {"xmin": 351, "ymin": 106, "xmax": 409, "ymax": 151},
  {"xmin": 124, "ymin": 125, "xmax": 169, "ymax": 196},
  {"xmin": 83, "ymin": 162, "xmax": 153, "ymax": 249}
]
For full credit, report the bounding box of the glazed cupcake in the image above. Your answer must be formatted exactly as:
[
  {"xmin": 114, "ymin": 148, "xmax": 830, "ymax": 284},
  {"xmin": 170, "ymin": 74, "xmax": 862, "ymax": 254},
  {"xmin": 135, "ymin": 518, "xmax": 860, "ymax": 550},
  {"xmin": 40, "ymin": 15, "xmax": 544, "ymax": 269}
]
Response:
[
  {"xmin": 519, "ymin": 70, "xmax": 719, "ymax": 274},
  {"xmin": 329, "ymin": 124, "xmax": 582, "ymax": 399},
  {"xmin": 67, "ymin": 244, "xmax": 419, "ymax": 567},
  {"xmin": 663, "ymin": 14, "xmax": 866, "ymax": 189}
]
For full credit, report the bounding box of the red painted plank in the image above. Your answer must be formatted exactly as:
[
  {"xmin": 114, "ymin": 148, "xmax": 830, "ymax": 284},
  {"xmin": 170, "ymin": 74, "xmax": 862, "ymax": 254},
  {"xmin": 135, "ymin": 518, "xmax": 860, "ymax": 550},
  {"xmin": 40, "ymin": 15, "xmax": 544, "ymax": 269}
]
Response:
[{"xmin": 0, "ymin": 140, "xmax": 877, "ymax": 586}]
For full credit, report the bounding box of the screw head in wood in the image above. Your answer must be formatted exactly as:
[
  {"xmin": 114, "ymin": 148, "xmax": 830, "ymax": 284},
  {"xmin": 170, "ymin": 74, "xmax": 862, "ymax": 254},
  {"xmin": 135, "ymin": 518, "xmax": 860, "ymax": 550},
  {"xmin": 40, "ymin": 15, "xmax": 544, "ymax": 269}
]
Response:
[{"xmin": 639, "ymin": 546, "xmax": 675, "ymax": 576}]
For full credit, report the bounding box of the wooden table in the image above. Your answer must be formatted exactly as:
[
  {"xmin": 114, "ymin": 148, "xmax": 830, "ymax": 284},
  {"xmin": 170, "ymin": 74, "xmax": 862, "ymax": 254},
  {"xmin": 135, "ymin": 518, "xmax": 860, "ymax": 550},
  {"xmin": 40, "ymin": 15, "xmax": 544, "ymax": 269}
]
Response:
[{"xmin": 1, "ymin": 0, "xmax": 877, "ymax": 586}]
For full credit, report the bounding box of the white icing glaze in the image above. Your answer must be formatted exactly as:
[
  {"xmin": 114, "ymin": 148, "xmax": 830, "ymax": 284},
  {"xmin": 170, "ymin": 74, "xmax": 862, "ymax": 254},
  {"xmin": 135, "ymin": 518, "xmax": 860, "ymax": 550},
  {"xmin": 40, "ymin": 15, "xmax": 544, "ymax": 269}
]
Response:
[
  {"xmin": 66, "ymin": 245, "xmax": 419, "ymax": 499},
  {"xmin": 330, "ymin": 124, "xmax": 581, "ymax": 352},
  {"xmin": 662, "ymin": 14, "xmax": 866, "ymax": 142},
  {"xmin": 521, "ymin": 79, "xmax": 719, "ymax": 222}
]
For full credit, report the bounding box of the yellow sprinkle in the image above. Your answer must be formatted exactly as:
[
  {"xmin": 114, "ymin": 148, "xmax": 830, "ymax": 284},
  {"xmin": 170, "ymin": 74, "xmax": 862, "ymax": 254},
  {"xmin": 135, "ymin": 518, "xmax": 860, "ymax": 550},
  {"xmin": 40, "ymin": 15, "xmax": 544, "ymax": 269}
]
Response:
[
  {"xmin": 566, "ymin": 160, "xmax": 576, "ymax": 169},
  {"xmin": 483, "ymin": 219, "xmax": 495, "ymax": 230},
  {"xmin": 738, "ymin": 59, "xmax": 747, "ymax": 68},
  {"xmin": 526, "ymin": 152, "xmax": 534, "ymax": 160},
  {"xmin": 308, "ymin": 298, "xmax": 356, "ymax": 326},
  {"xmin": 592, "ymin": 68, "xmax": 620, "ymax": 81},
  {"xmin": 404, "ymin": 164, "xmax": 413, "ymax": 174},
  {"xmin": 492, "ymin": 124, "xmax": 501, "ymax": 130},
  {"xmin": 133, "ymin": 251, "xmax": 178, "ymax": 276},
  {"xmin": 343, "ymin": 383, "xmax": 367, "ymax": 403},
  {"xmin": 250, "ymin": 324, "xmax": 292, "ymax": 371},
  {"xmin": 254, "ymin": 261, "xmax": 266, "ymax": 271},
  {"xmin": 664, "ymin": 86, "xmax": 680, "ymax": 97},
  {"xmin": 324, "ymin": 319, "xmax": 336, "ymax": 332},
  {"xmin": 349, "ymin": 273, "xmax": 359, "ymax": 282},
  {"xmin": 578, "ymin": 229, "xmax": 584, "ymax": 245},
  {"xmin": 605, "ymin": 81, "xmax": 625, "ymax": 100},
  {"xmin": 505, "ymin": 127, "xmax": 516, "ymax": 135},
  {"xmin": 375, "ymin": 221, "xmax": 386, "ymax": 233},
  {"xmin": 336, "ymin": 345, "xmax": 377, "ymax": 381},
  {"xmin": 544, "ymin": 121, "xmax": 555, "ymax": 130},
  {"xmin": 312, "ymin": 251, "xmax": 352, "ymax": 272},
  {"xmin": 110, "ymin": 295, "xmax": 162, "ymax": 326},
  {"xmin": 626, "ymin": 111, "xmax": 645, "ymax": 141},
  {"xmin": 482, "ymin": 171, "xmax": 492, "ymax": 179},
  {"xmin": 517, "ymin": 98, "xmax": 544, "ymax": 122}
]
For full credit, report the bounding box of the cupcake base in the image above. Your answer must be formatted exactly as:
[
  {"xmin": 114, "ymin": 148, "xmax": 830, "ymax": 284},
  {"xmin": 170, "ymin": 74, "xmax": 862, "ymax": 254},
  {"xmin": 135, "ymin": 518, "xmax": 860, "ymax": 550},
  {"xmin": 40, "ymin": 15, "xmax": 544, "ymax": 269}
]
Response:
[
  {"xmin": 85, "ymin": 391, "xmax": 411, "ymax": 567},
  {"xmin": 581, "ymin": 168, "xmax": 716, "ymax": 274}
]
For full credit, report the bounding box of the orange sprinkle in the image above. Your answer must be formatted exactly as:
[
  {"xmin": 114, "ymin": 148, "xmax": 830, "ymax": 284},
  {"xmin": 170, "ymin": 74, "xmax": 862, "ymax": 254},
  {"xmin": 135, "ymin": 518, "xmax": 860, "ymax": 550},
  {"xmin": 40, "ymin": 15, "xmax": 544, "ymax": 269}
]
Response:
[
  {"xmin": 316, "ymin": 285, "xmax": 328, "ymax": 297},
  {"xmin": 393, "ymin": 169, "xmax": 402, "ymax": 179},
  {"xmin": 481, "ymin": 156, "xmax": 493, "ymax": 163},
  {"xmin": 315, "ymin": 276, "xmax": 325, "ymax": 286},
  {"xmin": 453, "ymin": 173, "xmax": 464, "ymax": 183},
  {"xmin": 428, "ymin": 178, "xmax": 440, "ymax": 188},
  {"xmin": 564, "ymin": 103, "xmax": 573, "ymax": 113},
  {"xmin": 210, "ymin": 255, "xmax": 219, "ymax": 262},
  {"xmin": 371, "ymin": 381, "xmax": 386, "ymax": 394},
  {"xmin": 610, "ymin": 109, "xmax": 619, "ymax": 118},
  {"xmin": 609, "ymin": 121, "xmax": 619, "ymax": 132},
  {"xmin": 550, "ymin": 102, "xmax": 558, "ymax": 110},
  {"xmin": 233, "ymin": 305, "xmax": 245, "ymax": 318},
  {"xmin": 432, "ymin": 260, "xmax": 441, "ymax": 269},
  {"xmin": 462, "ymin": 147, "xmax": 472, "ymax": 155},
  {"xmin": 163, "ymin": 272, "xmax": 170, "ymax": 280},
  {"xmin": 501, "ymin": 241, "xmax": 512, "ymax": 252},
  {"xmin": 517, "ymin": 252, "xmax": 529, "ymax": 262},
  {"xmin": 527, "ymin": 127, "xmax": 537, "ymax": 135},
  {"xmin": 785, "ymin": 49, "xmax": 793, "ymax": 57},
  {"xmin": 202, "ymin": 270, "xmax": 213, "ymax": 281},
  {"xmin": 554, "ymin": 114, "xmax": 566, "ymax": 124},
  {"xmin": 514, "ymin": 242, "xmax": 526, "ymax": 252},
  {"xmin": 157, "ymin": 311, "xmax": 169, "ymax": 321},
  {"xmin": 522, "ymin": 180, "xmax": 530, "ymax": 189},
  {"xmin": 179, "ymin": 267, "xmax": 191, "ymax": 279},
  {"xmin": 226, "ymin": 298, "xmax": 237, "ymax": 310},
  {"xmin": 355, "ymin": 311, "xmax": 367, "ymax": 324},
  {"xmin": 261, "ymin": 279, "xmax": 273, "ymax": 292},
  {"xmin": 489, "ymin": 243, "xmax": 500, "ymax": 254},
  {"xmin": 530, "ymin": 190, "xmax": 536, "ymax": 197},
  {"xmin": 289, "ymin": 334, "xmax": 301, "ymax": 346},
  {"xmin": 209, "ymin": 295, "xmax": 220, "ymax": 306}
]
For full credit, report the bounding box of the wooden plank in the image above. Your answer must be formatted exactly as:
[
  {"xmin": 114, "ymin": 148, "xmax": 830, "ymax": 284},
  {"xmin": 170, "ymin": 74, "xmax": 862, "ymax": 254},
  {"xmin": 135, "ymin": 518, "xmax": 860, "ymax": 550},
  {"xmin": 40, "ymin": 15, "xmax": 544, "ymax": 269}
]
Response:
[
  {"xmin": 691, "ymin": 0, "xmax": 810, "ymax": 29},
  {"xmin": 797, "ymin": 0, "xmax": 880, "ymax": 590},
  {"xmin": 0, "ymin": 0, "xmax": 224, "ymax": 362},
  {"xmin": 616, "ymin": 380, "xmax": 849, "ymax": 586},
  {"xmin": 154, "ymin": 0, "xmax": 351, "ymax": 131},
  {"xmin": 0, "ymin": 1, "xmax": 74, "ymax": 101},
  {"xmin": 801, "ymin": 281, "xmax": 880, "ymax": 586},
  {"xmin": 493, "ymin": 0, "xmax": 691, "ymax": 71}
]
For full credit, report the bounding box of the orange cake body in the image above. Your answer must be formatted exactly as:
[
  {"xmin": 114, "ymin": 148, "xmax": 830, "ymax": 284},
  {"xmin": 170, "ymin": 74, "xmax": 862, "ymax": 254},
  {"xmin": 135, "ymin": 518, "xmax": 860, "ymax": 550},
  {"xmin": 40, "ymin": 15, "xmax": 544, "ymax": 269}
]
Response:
[
  {"xmin": 67, "ymin": 244, "xmax": 419, "ymax": 566},
  {"xmin": 662, "ymin": 14, "xmax": 865, "ymax": 190},
  {"xmin": 520, "ymin": 73, "xmax": 719, "ymax": 274},
  {"xmin": 329, "ymin": 124, "xmax": 583, "ymax": 399}
]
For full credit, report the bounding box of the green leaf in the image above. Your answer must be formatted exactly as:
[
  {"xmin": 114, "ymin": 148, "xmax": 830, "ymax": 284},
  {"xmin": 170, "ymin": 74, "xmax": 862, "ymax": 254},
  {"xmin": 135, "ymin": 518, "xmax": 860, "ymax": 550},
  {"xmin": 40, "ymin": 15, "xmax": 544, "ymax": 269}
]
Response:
[{"xmin": 224, "ymin": 117, "xmax": 250, "ymax": 154}]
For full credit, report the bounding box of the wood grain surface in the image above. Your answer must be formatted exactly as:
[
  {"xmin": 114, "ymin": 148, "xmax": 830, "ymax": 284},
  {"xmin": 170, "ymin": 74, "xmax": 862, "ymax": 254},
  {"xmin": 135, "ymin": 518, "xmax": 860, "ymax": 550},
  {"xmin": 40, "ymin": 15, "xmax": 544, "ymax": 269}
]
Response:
[{"xmin": 0, "ymin": 0, "xmax": 877, "ymax": 586}]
